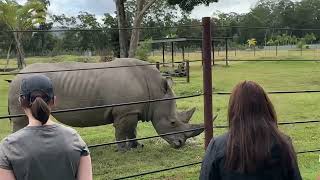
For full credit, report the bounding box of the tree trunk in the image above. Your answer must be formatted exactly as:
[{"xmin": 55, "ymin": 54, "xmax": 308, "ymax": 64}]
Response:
[
  {"xmin": 4, "ymin": 40, "xmax": 13, "ymax": 71},
  {"xmin": 115, "ymin": 0, "xmax": 129, "ymax": 58},
  {"xmin": 13, "ymin": 32, "xmax": 26, "ymax": 69},
  {"xmin": 128, "ymin": 0, "xmax": 144, "ymax": 58},
  {"xmin": 128, "ymin": 0, "xmax": 156, "ymax": 58}
]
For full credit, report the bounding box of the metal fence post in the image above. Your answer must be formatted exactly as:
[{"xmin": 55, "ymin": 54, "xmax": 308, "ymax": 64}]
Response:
[
  {"xmin": 212, "ymin": 40, "xmax": 215, "ymax": 66},
  {"xmin": 162, "ymin": 42, "xmax": 165, "ymax": 65},
  {"xmin": 225, "ymin": 38, "xmax": 229, "ymax": 66},
  {"xmin": 186, "ymin": 60, "xmax": 190, "ymax": 83},
  {"xmin": 171, "ymin": 41, "xmax": 174, "ymax": 67},
  {"xmin": 202, "ymin": 17, "xmax": 213, "ymax": 149}
]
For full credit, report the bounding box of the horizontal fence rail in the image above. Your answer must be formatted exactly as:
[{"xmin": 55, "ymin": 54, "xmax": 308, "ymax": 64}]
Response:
[
  {"xmin": 87, "ymin": 119, "xmax": 320, "ymax": 149},
  {"xmin": 3, "ymin": 90, "xmax": 320, "ymax": 119},
  {"xmin": 113, "ymin": 161, "xmax": 202, "ymax": 180},
  {"xmin": 216, "ymin": 25, "xmax": 320, "ymax": 31},
  {"xmin": 215, "ymin": 59, "xmax": 320, "ymax": 62},
  {"xmin": 2, "ymin": 25, "xmax": 203, "ymax": 33},
  {"xmin": 214, "ymin": 120, "xmax": 320, "ymax": 129},
  {"xmin": 214, "ymin": 90, "xmax": 320, "ymax": 95},
  {"xmin": 0, "ymin": 93, "xmax": 203, "ymax": 119},
  {"xmin": 112, "ymin": 148, "xmax": 320, "ymax": 180},
  {"xmin": 88, "ymin": 127, "xmax": 204, "ymax": 148},
  {"xmin": 0, "ymin": 60, "xmax": 202, "ymax": 76}
]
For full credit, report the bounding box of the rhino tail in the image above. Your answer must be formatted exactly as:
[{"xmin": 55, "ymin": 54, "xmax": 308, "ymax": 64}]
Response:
[{"xmin": 7, "ymin": 105, "xmax": 12, "ymax": 123}]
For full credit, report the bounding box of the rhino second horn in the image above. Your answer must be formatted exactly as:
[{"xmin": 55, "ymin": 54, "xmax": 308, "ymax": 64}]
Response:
[{"xmin": 178, "ymin": 107, "xmax": 196, "ymax": 123}]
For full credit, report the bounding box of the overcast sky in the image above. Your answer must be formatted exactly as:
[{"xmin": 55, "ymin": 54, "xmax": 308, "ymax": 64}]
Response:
[{"xmin": 18, "ymin": 0, "xmax": 260, "ymax": 20}]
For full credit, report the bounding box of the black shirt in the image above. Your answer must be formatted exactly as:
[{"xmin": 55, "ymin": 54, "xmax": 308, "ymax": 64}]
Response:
[{"xmin": 200, "ymin": 133, "xmax": 302, "ymax": 180}]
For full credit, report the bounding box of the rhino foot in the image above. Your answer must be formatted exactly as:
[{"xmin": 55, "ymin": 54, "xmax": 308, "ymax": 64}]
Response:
[
  {"xmin": 128, "ymin": 141, "xmax": 144, "ymax": 149},
  {"xmin": 116, "ymin": 144, "xmax": 129, "ymax": 152}
]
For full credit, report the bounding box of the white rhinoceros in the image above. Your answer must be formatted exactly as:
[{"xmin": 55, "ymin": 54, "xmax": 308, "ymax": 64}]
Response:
[{"xmin": 8, "ymin": 58, "xmax": 203, "ymax": 151}]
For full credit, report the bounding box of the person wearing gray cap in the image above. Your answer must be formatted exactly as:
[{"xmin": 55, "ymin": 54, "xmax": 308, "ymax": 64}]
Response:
[{"xmin": 0, "ymin": 75, "xmax": 93, "ymax": 180}]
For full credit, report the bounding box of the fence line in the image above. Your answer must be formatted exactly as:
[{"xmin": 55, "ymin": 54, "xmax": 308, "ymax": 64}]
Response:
[
  {"xmin": 86, "ymin": 119, "xmax": 319, "ymax": 149},
  {"xmin": 2, "ymin": 25, "xmax": 203, "ymax": 33},
  {"xmin": 3, "ymin": 90, "xmax": 320, "ymax": 119},
  {"xmin": 88, "ymin": 127, "xmax": 204, "ymax": 148},
  {"xmin": 215, "ymin": 59, "xmax": 320, "ymax": 62},
  {"xmin": 112, "ymin": 148, "xmax": 320, "ymax": 180},
  {"xmin": 214, "ymin": 90, "xmax": 320, "ymax": 95},
  {"xmin": 216, "ymin": 25, "xmax": 320, "ymax": 31},
  {"xmin": 0, "ymin": 60, "xmax": 203, "ymax": 76},
  {"xmin": 0, "ymin": 93, "xmax": 203, "ymax": 119}
]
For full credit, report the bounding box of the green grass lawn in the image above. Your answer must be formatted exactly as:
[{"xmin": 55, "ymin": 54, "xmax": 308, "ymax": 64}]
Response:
[{"xmin": 0, "ymin": 56, "xmax": 320, "ymax": 179}]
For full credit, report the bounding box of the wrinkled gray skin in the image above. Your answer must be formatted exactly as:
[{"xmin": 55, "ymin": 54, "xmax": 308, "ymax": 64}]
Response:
[{"xmin": 8, "ymin": 58, "xmax": 204, "ymax": 151}]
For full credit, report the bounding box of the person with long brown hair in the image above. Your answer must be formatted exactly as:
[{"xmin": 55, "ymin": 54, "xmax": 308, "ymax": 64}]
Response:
[
  {"xmin": 200, "ymin": 81, "xmax": 301, "ymax": 180},
  {"xmin": 0, "ymin": 75, "xmax": 92, "ymax": 180}
]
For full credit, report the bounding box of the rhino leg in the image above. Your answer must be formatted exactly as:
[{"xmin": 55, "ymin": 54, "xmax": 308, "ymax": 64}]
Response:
[
  {"xmin": 114, "ymin": 118, "xmax": 129, "ymax": 152},
  {"xmin": 125, "ymin": 115, "xmax": 143, "ymax": 149},
  {"xmin": 114, "ymin": 114, "xmax": 142, "ymax": 151}
]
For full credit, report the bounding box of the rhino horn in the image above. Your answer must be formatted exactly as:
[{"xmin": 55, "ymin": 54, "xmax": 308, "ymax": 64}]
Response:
[
  {"xmin": 178, "ymin": 107, "xmax": 196, "ymax": 123},
  {"xmin": 185, "ymin": 124, "xmax": 204, "ymax": 138}
]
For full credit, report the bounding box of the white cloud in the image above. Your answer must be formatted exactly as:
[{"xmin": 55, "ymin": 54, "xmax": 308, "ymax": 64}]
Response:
[
  {"xmin": 47, "ymin": 0, "xmax": 116, "ymax": 17},
  {"xmin": 190, "ymin": 0, "xmax": 259, "ymax": 19},
  {"xmin": 17, "ymin": 0, "xmax": 261, "ymax": 20},
  {"xmin": 18, "ymin": 0, "xmax": 116, "ymax": 18}
]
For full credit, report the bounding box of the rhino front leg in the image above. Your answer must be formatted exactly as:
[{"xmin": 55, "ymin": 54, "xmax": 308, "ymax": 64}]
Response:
[
  {"xmin": 113, "ymin": 114, "xmax": 142, "ymax": 151},
  {"xmin": 125, "ymin": 115, "xmax": 143, "ymax": 149}
]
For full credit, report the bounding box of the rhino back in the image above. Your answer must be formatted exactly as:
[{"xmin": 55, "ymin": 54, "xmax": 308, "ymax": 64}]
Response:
[{"xmin": 8, "ymin": 58, "xmax": 164, "ymax": 127}]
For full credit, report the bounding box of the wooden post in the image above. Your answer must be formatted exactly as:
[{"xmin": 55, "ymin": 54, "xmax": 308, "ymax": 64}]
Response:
[
  {"xmin": 202, "ymin": 17, "xmax": 213, "ymax": 149},
  {"xmin": 156, "ymin": 62, "xmax": 160, "ymax": 70},
  {"xmin": 182, "ymin": 46, "xmax": 185, "ymax": 61}
]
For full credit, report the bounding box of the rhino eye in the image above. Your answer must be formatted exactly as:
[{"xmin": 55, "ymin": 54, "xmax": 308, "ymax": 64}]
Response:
[{"xmin": 170, "ymin": 121, "xmax": 176, "ymax": 126}]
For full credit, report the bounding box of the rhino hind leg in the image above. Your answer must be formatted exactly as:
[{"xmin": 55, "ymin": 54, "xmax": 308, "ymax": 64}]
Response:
[{"xmin": 113, "ymin": 114, "xmax": 142, "ymax": 152}]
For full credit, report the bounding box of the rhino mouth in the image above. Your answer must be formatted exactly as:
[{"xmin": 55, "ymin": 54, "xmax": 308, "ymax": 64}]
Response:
[{"xmin": 170, "ymin": 138, "xmax": 185, "ymax": 148}]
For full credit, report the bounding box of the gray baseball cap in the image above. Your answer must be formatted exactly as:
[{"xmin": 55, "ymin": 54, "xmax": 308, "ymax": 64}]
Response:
[{"xmin": 20, "ymin": 75, "xmax": 54, "ymax": 101}]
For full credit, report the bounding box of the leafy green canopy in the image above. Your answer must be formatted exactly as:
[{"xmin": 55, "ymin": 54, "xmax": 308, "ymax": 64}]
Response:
[
  {"xmin": 0, "ymin": 0, "xmax": 46, "ymax": 30},
  {"xmin": 167, "ymin": 0, "xmax": 218, "ymax": 11}
]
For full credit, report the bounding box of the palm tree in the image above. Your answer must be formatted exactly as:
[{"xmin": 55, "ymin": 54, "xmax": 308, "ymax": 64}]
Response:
[
  {"xmin": 0, "ymin": 0, "xmax": 46, "ymax": 69},
  {"xmin": 247, "ymin": 38, "xmax": 257, "ymax": 48}
]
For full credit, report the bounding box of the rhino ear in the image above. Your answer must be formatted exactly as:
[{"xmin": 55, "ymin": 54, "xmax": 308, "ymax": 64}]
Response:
[
  {"xmin": 161, "ymin": 77, "xmax": 174, "ymax": 94},
  {"xmin": 178, "ymin": 107, "xmax": 196, "ymax": 123}
]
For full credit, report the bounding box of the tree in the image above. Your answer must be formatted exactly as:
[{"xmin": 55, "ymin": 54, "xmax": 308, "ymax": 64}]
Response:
[
  {"xmin": 115, "ymin": 0, "xmax": 129, "ymax": 57},
  {"xmin": 247, "ymin": 38, "xmax": 257, "ymax": 47},
  {"xmin": 167, "ymin": 0, "xmax": 218, "ymax": 11},
  {"xmin": 0, "ymin": 0, "xmax": 46, "ymax": 69},
  {"xmin": 114, "ymin": 0, "xmax": 219, "ymax": 58},
  {"xmin": 304, "ymin": 33, "xmax": 316, "ymax": 44},
  {"xmin": 103, "ymin": 13, "xmax": 120, "ymax": 57}
]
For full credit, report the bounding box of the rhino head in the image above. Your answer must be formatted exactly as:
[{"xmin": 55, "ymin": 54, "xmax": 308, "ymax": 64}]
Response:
[{"xmin": 151, "ymin": 78, "xmax": 204, "ymax": 148}]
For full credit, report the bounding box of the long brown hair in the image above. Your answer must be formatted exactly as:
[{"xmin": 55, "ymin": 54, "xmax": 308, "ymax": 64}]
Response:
[
  {"xmin": 225, "ymin": 81, "xmax": 296, "ymax": 173},
  {"xmin": 20, "ymin": 91, "xmax": 52, "ymax": 125}
]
